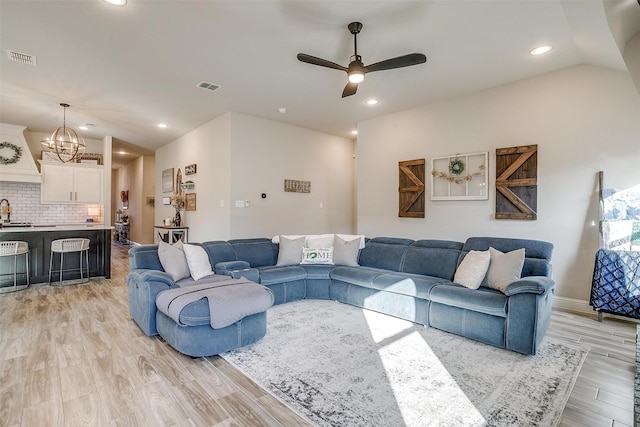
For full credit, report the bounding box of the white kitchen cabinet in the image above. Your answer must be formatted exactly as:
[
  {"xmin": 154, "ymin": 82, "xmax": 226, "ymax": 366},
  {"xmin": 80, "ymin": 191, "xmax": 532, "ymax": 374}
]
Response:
[{"xmin": 41, "ymin": 163, "xmax": 103, "ymax": 204}]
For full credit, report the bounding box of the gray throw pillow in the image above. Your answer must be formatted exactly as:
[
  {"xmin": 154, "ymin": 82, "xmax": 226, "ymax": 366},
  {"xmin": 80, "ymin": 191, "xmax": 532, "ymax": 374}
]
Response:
[
  {"xmin": 485, "ymin": 247, "xmax": 525, "ymax": 293},
  {"xmin": 276, "ymin": 235, "xmax": 306, "ymax": 266},
  {"xmin": 333, "ymin": 235, "xmax": 360, "ymax": 266},
  {"xmin": 158, "ymin": 241, "xmax": 190, "ymax": 281}
]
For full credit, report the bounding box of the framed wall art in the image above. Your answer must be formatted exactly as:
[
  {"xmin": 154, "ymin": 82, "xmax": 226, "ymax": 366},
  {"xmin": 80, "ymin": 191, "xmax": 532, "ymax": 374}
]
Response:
[
  {"xmin": 162, "ymin": 168, "xmax": 174, "ymax": 193},
  {"xmin": 495, "ymin": 145, "xmax": 537, "ymax": 220},
  {"xmin": 398, "ymin": 158, "xmax": 425, "ymax": 218},
  {"xmin": 431, "ymin": 152, "xmax": 488, "ymax": 200},
  {"xmin": 185, "ymin": 193, "xmax": 196, "ymax": 211}
]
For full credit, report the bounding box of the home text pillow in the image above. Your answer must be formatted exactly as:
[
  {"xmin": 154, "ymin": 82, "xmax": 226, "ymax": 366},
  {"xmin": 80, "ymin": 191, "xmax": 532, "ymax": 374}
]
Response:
[
  {"xmin": 306, "ymin": 234, "xmax": 335, "ymax": 249},
  {"xmin": 158, "ymin": 241, "xmax": 190, "ymax": 281},
  {"xmin": 183, "ymin": 243, "xmax": 215, "ymax": 280},
  {"xmin": 333, "ymin": 234, "xmax": 360, "ymax": 266},
  {"xmin": 301, "ymin": 248, "xmax": 334, "ymax": 265},
  {"xmin": 276, "ymin": 235, "xmax": 306, "ymax": 266},
  {"xmin": 453, "ymin": 250, "xmax": 490, "ymax": 289},
  {"xmin": 486, "ymin": 247, "xmax": 525, "ymax": 293}
]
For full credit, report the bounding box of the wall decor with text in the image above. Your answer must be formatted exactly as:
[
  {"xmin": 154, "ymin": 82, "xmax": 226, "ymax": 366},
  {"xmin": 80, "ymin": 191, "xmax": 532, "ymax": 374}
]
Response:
[{"xmin": 284, "ymin": 179, "xmax": 311, "ymax": 193}]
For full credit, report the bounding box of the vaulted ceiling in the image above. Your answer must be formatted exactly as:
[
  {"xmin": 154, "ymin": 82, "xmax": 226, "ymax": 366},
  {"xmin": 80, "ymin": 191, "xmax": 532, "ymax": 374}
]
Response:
[{"xmin": 1, "ymin": 0, "xmax": 639, "ymax": 154}]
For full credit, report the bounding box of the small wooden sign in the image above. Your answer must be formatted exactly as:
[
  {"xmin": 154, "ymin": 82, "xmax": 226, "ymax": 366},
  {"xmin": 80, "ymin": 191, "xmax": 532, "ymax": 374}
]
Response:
[
  {"xmin": 284, "ymin": 179, "xmax": 311, "ymax": 193},
  {"xmin": 185, "ymin": 164, "xmax": 197, "ymax": 175}
]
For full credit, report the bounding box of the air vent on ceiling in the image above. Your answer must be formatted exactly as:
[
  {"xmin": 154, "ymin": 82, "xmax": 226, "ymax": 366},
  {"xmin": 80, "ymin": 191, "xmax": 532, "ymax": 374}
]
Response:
[
  {"xmin": 197, "ymin": 81, "xmax": 221, "ymax": 92},
  {"xmin": 7, "ymin": 50, "xmax": 37, "ymax": 66}
]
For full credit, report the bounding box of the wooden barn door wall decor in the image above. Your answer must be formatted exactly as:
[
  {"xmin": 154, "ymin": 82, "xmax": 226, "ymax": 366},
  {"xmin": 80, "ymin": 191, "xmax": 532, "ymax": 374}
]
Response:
[
  {"xmin": 399, "ymin": 158, "xmax": 425, "ymax": 218},
  {"xmin": 495, "ymin": 145, "xmax": 538, "ymax": 220}
]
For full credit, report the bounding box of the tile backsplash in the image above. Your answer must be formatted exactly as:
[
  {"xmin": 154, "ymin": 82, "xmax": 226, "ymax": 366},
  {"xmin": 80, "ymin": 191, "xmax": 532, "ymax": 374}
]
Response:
[{"xmin": 0, "ymin": 182, "xmax": 103, "ymax": 224}]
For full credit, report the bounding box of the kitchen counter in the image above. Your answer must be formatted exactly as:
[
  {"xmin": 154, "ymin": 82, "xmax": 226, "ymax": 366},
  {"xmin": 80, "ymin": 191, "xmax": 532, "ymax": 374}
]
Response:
[
  {"xmin": 0, "ymin": 225, "xmax": 112, "ymax": 287},
  {"xmin": 0, "ymin": 224, "xmax": 114, "ymax": 233}
]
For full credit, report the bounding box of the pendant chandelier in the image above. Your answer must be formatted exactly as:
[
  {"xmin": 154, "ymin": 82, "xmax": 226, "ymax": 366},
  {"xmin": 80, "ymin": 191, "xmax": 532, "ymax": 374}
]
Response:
[{"xmin": 41, "ymin": 103, "xmax": 86, "ymax": 163}]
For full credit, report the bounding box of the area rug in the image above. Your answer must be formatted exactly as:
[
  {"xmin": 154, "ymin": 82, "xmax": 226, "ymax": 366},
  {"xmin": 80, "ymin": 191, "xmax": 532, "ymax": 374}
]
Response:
[{"xmin": 222, "ymin": 300, "xmax": 586, "ymax": 427}]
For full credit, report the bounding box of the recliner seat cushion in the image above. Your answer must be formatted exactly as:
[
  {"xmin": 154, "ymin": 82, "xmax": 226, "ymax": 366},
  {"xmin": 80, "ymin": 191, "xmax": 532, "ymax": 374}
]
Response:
[
  {"xmin": 258, "ymin": 266, "xmax": 307, "ymax": 285},
  {"xmin": 429, "ymin": 284, "xmax": 508, "ymax": 317},
  {"xmin": 371, "ymin": 273, "xmax": 443, "ymax": 299},
  {"xmin": 330, "ymin": 266, "xmax": 388, "ymax": 287},
  {"xmin": 300, "ymin": 264, "xmax": 334, "ymax": 280}
]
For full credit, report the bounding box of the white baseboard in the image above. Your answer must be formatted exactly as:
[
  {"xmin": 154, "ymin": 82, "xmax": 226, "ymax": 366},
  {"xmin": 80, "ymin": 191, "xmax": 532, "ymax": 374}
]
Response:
[
  {"xmin": 553, "ymin": 296, "xmax": 640, "ymax": 323},
  {"xmin": 552, "ymin": 296, "xmax": 592, "ymax": 315}
]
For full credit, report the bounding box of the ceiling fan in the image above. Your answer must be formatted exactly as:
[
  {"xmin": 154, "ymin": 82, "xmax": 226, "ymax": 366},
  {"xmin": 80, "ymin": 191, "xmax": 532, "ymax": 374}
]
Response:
[{"xmin": 297, "ymin": 22, "xmax": 427, "ymax": 98}]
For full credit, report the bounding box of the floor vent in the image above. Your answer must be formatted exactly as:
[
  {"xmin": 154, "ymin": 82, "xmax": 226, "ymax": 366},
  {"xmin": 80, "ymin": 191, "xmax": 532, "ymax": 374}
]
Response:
[
  {"xmin": 197, "ymin": 81, "xmax": 221, "ymax": 92},
  {"xmin": 7, "ymin": 50, "xmax": 37, "ymax": 66}
]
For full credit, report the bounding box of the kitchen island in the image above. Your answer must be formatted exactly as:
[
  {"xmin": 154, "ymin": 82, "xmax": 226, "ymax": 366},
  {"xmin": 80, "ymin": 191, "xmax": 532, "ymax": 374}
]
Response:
[{"xmin": 0, "ymin": 224, "xmax": 113, "ymax": 288}]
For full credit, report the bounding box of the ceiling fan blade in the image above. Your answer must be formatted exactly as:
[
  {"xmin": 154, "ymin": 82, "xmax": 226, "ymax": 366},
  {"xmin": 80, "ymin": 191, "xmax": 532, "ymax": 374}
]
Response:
[
  {"xmin": 297, "ymin": 53, "xmax": 348, "ymax": 72},
  {"xmin": 364, "ymin": 53, "xmax": 426, "ymax": 73},
  {"xmin": 342, "ymin": 82, "xmax": 358, "ymax": 98}
]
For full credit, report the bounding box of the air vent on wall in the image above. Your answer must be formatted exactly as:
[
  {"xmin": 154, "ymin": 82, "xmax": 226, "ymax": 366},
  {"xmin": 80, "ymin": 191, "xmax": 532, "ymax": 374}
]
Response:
[
  {"xmin": 197, "ymin": 81, "xmax": 221, "ymax": 91},
  {"xmin": 6, "ymin": 50, "xmax": 37, "ymax": 66}
]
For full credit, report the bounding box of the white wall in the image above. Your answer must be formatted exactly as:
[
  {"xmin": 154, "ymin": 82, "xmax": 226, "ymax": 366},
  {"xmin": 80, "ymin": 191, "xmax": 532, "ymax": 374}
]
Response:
[
  {"xmin": 155, "ymin": 113, "xmax": 232, "ymax": 241},
  {"xmin": 229, "ymin": 112, "xmax": 355, "ymax": 238},
  {"xmin": 357, "ymin": 65, "xmax": 640, "ymax": 302},
  {"xmin": 155, "ymin": 112, "xmax": 355, "ymax": 241}
]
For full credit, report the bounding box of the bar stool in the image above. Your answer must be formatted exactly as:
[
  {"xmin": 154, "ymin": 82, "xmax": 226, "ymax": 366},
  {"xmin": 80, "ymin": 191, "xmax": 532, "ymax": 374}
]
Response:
[
  {"xmin": 0, "ymin": 241, "xmax": 29, "ymax": 293},
  {"xmin": 49, "ymin": 238, "xmax": 90, "ymax": 286}
]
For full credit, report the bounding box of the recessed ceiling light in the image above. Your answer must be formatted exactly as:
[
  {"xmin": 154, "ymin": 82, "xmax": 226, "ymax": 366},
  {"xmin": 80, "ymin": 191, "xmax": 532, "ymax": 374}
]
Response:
[
  {"xmin": 118, "ymin": 151, "xmax": 127, "ymax": 155},
  {"xmin": 78, "ymin": 126, "xmax": 88, "ymax": 131},
  {"xmin": 351, "ymin": 130, "xmax": 358, "ymax": 135},
  {"xmin": 103, "ymin": 0, "xmax": 127, "ymax": 6},
  {"xmin": 530, "ymin": 45, "xmax": 553, "ymax": 56},
  {"xmin": 365, "ymin": 99, "xmax": 379, "ymax": 106},
  {"xmin": 158, "ymin": 123, "xmax": 167, "ymax": 128},
  {"xmin": 278, "ymin": 107, "xmax": 287, "ymax": 114}
]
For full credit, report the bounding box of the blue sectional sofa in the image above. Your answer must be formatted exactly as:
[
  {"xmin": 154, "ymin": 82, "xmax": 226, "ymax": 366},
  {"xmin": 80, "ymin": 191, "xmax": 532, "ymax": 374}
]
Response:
[{"xmin": 128, "ymin": 236, "xmax": 555, "ymax": 356}]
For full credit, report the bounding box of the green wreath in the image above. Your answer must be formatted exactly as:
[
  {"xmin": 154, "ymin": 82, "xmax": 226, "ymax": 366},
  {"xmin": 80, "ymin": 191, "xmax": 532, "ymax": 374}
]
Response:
[
  {"xmin": 0, "ymin": 141, "xmax": 22, "ymax": 165},
  {"xmin": 448, "ymin": 158, "xmax": 465, "ymax": 176}
]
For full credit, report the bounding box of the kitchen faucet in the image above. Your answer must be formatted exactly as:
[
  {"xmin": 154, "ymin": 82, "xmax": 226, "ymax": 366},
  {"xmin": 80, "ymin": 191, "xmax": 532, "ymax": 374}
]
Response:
[{"xmin": 0, "ymin": 198, "xmax": 11, "ymax": 223}]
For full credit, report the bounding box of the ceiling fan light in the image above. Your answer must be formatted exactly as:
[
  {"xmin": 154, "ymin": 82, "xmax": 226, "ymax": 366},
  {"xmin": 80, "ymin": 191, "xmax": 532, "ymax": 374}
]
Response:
[{"xmin": 348, "ymin": 71, "xmax": 365, "ymax": 84}]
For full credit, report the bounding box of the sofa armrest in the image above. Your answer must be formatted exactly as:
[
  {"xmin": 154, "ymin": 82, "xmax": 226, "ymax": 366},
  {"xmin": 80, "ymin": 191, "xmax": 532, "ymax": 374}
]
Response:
[
  {"xmin": 129, "ymin": 269, "xmax": 175, "ymax": 286},
  {"xmin": 215, "ymin": 260, "xmax": 250, "ymax": 275},
  {"xmin": 127, "ymin": 269, "xmax": 176, "ymax": 336},
  {"xmin": 230, "ymin": 268, "xmax": 260, "ymax": 283},
  {"xmin": 504, "ymin": 276, "xmax": 555, "ymax": 296}
]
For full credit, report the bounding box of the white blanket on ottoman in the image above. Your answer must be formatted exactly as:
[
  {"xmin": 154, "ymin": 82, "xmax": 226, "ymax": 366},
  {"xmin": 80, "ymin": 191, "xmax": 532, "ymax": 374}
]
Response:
[{"xmin": 156, "ymin": 277, "xmax": 274, "ymax": 329}]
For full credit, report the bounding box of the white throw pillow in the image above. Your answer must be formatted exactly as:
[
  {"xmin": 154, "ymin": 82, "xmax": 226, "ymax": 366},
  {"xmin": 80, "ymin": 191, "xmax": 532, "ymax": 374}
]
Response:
[
  {"xmin": 333, "ymin": 235, "xmax": 360, "ymax": 266},
  {"xmin": 486, "ymin": 247, "xmax": 525, "ymax": 293},
  {"xmin": 306, "ymin": 234, "xmax": 335, "ymax": 249},
  {"xmin": 183, "ymin": 243, "xmax": 215, "ymax": 280},
  {"xmin": 453, "ymin": 250, "xmax": 490, "ymax": 289},
  {"xmin": 335, "ymin": 234, "xmax": 366, "ymax": 249},
  {"xmin": 276, "ymin": 235, "xmax": 306, "ymax": 266},
  {"xmin": 157, "ymin": 241, "xmax": 190, "ymax": 281},
  {"xmin": 301, "ymin": 248, "xmax": 334, "ymax": 265}
]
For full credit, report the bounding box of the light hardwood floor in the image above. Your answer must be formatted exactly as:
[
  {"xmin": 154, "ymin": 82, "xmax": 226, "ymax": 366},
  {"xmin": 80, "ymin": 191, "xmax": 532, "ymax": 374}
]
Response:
[{"xmin": 0, "ymin": 243, "xmax": 636, "ymax": 427}]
